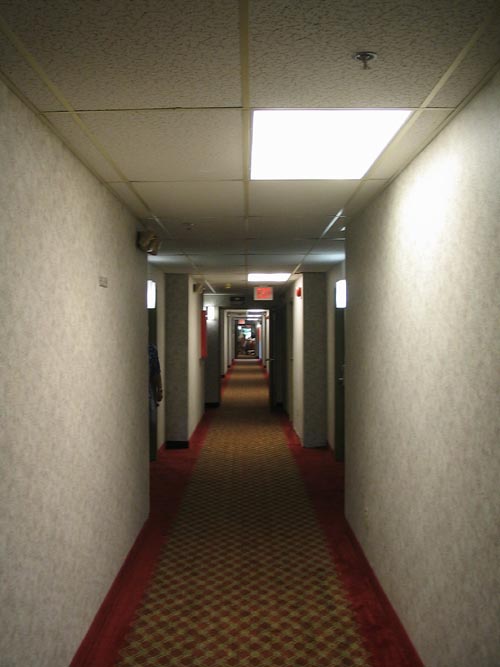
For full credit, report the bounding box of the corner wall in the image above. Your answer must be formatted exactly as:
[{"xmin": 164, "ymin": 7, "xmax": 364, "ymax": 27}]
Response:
[
  {"xmin": 346, "ymin": 71, "xmax": 500, "ymax": 667},
  {"xmin": 0, "ymin": 80, "xmax": 149, "ymax": 667},
  {"xmin": 288, "ymin": 273, "xmax": 327, "ymax": 447},
  {"xmin": 302, "ymin": 273, "xmax": 327, "ymax": 447},
  {"xmin": 188, "ymin": 277, "xmax": 204, "ymax": 436},
  {"xmin": 163, "ymin": 274, "xmax": 204, "ymax": 444}
]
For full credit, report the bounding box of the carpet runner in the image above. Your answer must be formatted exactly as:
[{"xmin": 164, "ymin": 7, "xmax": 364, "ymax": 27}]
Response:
[{"xmin": 107, "ymin": 361, "xmax": 422, "ymax": 667}]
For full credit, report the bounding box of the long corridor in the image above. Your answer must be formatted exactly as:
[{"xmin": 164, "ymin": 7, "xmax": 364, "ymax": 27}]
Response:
[{"xmin": 74, "ymin": 361, "xmax": 422, "ymax": 667}]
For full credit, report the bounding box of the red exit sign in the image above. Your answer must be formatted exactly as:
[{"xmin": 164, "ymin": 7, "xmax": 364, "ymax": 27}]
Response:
[{"xmin": 254, "ymin": 286, "xmax": 273, "ymax": 300}]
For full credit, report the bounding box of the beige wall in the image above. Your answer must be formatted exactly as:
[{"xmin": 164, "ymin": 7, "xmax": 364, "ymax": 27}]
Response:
[
  {"xmin": 302, "ymin": 273, "xmax": 327, "ymax": 447},
  {"xmin": 346, "ymin": 71, "xmax": 500, "ymax": 667},
  {"xmin": 288, "ymin": 273, "xmax": 327, "ymax": 447},
  {"xmin": 0, "ymin": 80, "xmax": 149, "ymax": 667},
  {"xmin": 163, "ymin": 274, "xmax": 189, "ymax": 441},
  {"xmin": 163, "ymin": 274, "xmax": 204, "ymax": 443}
]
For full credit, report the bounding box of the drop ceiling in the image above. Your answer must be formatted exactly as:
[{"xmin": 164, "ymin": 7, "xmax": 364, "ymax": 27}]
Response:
[{"xmin": 1, "ymin": 0, "xmax": 499, "ymax": 295}]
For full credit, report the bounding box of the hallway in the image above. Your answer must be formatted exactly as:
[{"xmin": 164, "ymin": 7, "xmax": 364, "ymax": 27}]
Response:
[
  {"xmin": 74, "ymin": 361, "xmax": 421, "ymax": 667},
  {"xmin": 2, "ymin": 4, "xmax": 500, "ymax": 665}
]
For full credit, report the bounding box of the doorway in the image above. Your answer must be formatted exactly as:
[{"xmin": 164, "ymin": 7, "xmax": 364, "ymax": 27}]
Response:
[
  {"xmin": 334, "ymin": 300, "xmax": 345, "ymax": 461},
  {"xmin": 235, "ymin": 321, "xmax": 257, "ymax": 358},
  {"xmin": 148, "ymin": 306, "xmax": 158, "ymax": 462}
]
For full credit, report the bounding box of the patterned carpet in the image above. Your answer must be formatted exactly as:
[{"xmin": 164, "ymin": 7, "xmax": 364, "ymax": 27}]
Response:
[{"xmin": 115, "ymin": 361, "xmax": 371, "ymax": 667}]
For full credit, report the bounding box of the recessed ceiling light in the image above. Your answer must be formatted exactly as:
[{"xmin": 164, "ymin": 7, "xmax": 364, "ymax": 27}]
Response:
[
  {"xmin": 248, "ymin": 273, "xmax": 291, "ymax": 283},
  {"xmin": 250, "ymin": 109, "xmax": 412, "ymax": 180}
]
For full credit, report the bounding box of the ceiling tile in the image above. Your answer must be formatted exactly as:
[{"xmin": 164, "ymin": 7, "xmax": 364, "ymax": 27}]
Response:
[
  {"xmin": 194, "ymin": 271, "xmax": 248, "ymax": 282},
  {"xmin": 247, "ymin": 216, "xmax": 331, "ymax": 239},
  {"xmin": 249, "ymin": 0, "xmax": 495, "ymax": 108},
  {"xmin": 46, "ymin": 109, "xmax": 243, "ymax": 181},
  {"xmin": 152, "ymin": 238, "xmax": 185, "ymax": 255},
  {"xmin": 249, "ymin": 181, "xmax": 358, "ymax": 217},
  {"xmin": 188, "ymin": 255, "xmax": 246, "ymax": 269},
  {"xmin": 0, "ymin": 0, "xmax": 241, "ymax": 110},
  {"xmin": 106, "ymin": 183, "xmax": 150, "ymax": 219},
  {"xmin": 148, "ymin": 254, "xmax": 194, "ymax": 271},
  {"xmin": 300, "ymin": 252, "xmax": 346, "ymax": 269},
  {"xmin": 308, "ymin": 240, "xmax": 345, "ymax": 255},
  {"xmin": 133, "ymin": 181, "xmax": 245, "ymax": 219},
  {"xmin": 248, "ymin": 239, "xmax": 316, "ymax": 253},
  {"xmin": 0, "ymin": 46, "xmax": 59, "ymax": 110},
  {"xmin": 342, "ymin": 180, "xmax": 389, "ymax": 219},
  {"xmin": 367, "ymin": 109, "xmax": 454, "ymax": 179},
  {"xmin": 161, "ymin": 217, "xmax": 248, "ymax": 241},
  {"xmin": 431, "ymin": 18, "xmax": 500, "ymax": 107},
  {"xmin": 177, "ymin": 240, "xmax": 247, "ymax": 254},
  {"xmin": 247, "ymin": 255, "xmax": 303, "ymax": 268}
]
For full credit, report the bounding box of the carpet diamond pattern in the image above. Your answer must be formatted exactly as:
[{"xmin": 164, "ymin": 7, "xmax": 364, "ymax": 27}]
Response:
[{"xmin": 115, "ymin": 362, "xmax": 371, "ymax": 666}]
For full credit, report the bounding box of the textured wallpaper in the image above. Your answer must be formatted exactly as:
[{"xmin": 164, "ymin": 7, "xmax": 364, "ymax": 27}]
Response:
[
  {"xmin": 0, "ymin": 80, "xmax": 149, "ymax": 667},
  {"xmin": 163, "ymin": 274, "xmax": 189, "ymax": 441},
  {"xmin": 302, "ymin": 273, "xmax": 327, "ymax": 447},
  {"xmin": 346, "ymin": 71, "xmax": 500, "ymax": 667},
  {"xmin": 162, "ymin": 275, "xmax": 204, "ymax": 442}
]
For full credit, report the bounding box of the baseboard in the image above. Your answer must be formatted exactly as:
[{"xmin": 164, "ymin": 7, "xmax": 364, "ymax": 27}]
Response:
[
  {"xmin": 70, "ymin": 517, "xmax": 162, "ymax": 666},
  {"xmin": 165, "ymin": 440, "xmax": 189, "ymax": 449}
]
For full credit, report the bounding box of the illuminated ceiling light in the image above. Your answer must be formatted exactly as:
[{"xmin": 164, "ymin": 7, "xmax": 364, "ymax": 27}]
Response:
[
  {"xmin": 251, "ymin": 109, "xmax": 412, "ymax": 180},
  {"xmin": 248, "ymin": 273, "xmax": 291, "ymax": 282}
]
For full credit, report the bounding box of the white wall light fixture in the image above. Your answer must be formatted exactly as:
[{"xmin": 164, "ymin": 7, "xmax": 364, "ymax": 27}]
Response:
[
  {"xmin": 206, "ymin": 305, "xmax": 216, "ymax": 321},
  {"xmin": 336, "ymin": 279, "xmax": 347, "ymax": 309},
  {"xmin": 251, "ymin": 109, "xmax": 412, "ymax": 180},
  {"xmin": 147, "ymin": 280, "xmax": 156, "ymax": 309}
]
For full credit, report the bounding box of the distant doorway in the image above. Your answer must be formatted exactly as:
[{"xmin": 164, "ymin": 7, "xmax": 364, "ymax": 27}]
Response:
[
  {"xmin": 235, "ymin": 322, "xmax": 257, "ymax": 358},
  {"xmin": 334, "ymin": 299, "xmax": 345, "ymax": 461},
  {"xmin": 148, "ymin": 306, "xmax": 158, "ymax": 462}
]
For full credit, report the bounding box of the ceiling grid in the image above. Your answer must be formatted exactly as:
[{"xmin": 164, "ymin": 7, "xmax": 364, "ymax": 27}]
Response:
[{"xmin": 1, "ymin": 0, "xmax": 499, "ymax": 293}]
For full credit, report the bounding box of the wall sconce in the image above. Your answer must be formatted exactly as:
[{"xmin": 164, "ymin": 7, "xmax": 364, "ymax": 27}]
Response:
[
  {"xmin": 147, "ymin": 280, "xmax": 156, "ymax": 309},
  {"xmin": 336, "ymin": 279, "xmax": 347, "ymax": 308},
  {"xmin": 206, "ymin": 305, "xmax": 216, "ymax": 321}
]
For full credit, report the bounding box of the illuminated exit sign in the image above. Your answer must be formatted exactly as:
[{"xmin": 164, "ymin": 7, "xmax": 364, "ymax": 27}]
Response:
[{"xmin": 254, "ymin": 286, "xmax": 274, "ymax": 301}]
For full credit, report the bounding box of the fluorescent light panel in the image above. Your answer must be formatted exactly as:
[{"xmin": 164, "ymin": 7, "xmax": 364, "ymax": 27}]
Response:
[
  {"xmin": 248, "ymin": 273, "xmax": 291, "ymax": 282},
  {"xmin": 251, "ymin": 109, "xmax": 412, "ymax": 180}
]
